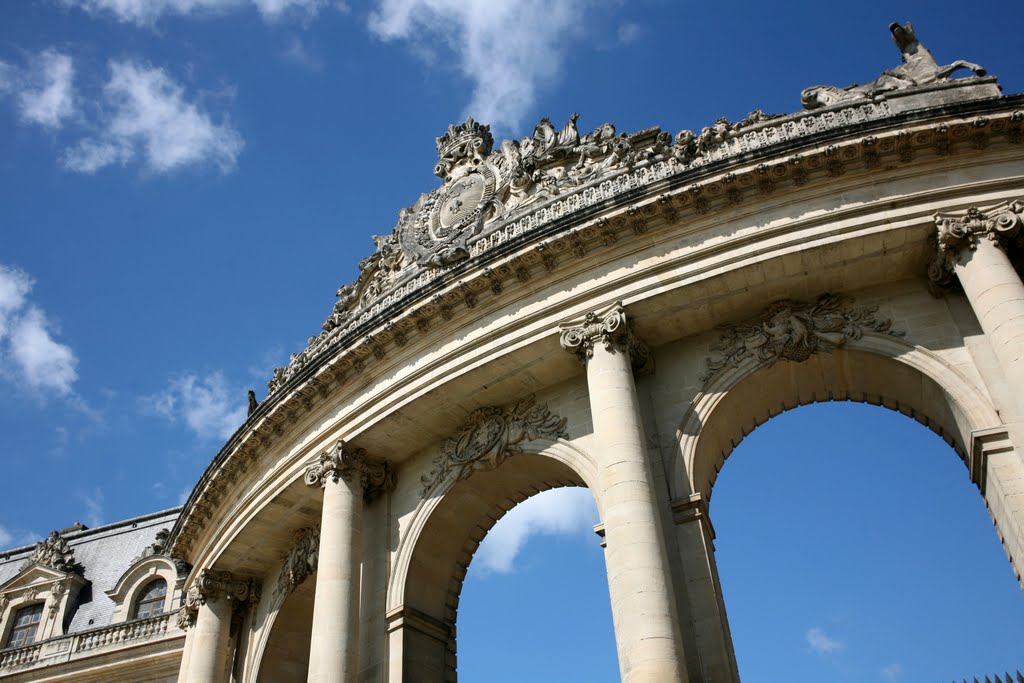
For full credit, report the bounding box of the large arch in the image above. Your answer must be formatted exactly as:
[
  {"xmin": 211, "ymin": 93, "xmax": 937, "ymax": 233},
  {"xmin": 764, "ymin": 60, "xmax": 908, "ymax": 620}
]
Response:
[{"xmin": 387, "ymin": 440, "xmax": 602, "ymax": 682}]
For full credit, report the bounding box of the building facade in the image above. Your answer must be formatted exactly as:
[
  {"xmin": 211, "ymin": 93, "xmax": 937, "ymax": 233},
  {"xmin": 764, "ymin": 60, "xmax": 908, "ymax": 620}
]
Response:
[{"xmin": 2, "ymin": 22, "xmax": 1023, "ymax": 683}]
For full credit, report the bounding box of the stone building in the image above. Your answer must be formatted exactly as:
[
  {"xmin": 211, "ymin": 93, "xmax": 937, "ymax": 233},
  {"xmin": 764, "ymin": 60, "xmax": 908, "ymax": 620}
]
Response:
[{"xmin": 1, "ymin": 21, "xmax": 1023, "ymax": 683}]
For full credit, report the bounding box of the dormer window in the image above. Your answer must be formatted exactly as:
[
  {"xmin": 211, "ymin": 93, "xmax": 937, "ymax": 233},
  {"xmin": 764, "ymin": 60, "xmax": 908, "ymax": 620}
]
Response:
[
  {"xmin": 133, "ymin": 579, "xmax": 167, "ymax": 620},
  {"xmin": 6, "ymin": 603, "xmax": 43, "ymax": 649}
]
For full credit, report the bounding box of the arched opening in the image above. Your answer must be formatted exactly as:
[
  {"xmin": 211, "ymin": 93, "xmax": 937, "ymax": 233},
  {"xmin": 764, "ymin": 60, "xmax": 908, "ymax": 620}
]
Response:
[
  {"xmin": 457, "ymin": 486, "xmax": 617, "ymax": 682},
  {"xmin": 711, "ymin": 401, "xmax": 1024, "ymax": 680},
  {"xmin": 256, "ymin": 574, "xmax": 316, "ymax": 683}
]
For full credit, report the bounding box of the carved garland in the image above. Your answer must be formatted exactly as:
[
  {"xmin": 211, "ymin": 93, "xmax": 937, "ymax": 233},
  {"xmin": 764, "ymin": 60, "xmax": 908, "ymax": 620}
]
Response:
[
  {"xmin": 928, "ymin": 201, "xmax": 1024, "ymax": 290},
  {"xmin": 420, "ymin": 397, "xmax": 569, "ymax": 494},
  {"xmin": 700, "ymin": 293, "xmax": 903, "ymax": 386}
]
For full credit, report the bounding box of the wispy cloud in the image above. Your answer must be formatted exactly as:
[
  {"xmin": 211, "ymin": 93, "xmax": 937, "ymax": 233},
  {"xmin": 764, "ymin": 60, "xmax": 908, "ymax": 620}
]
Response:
[
  {"xmin": 283, "ymin": 36, "xmax": 325, "ymax": 71},
  {"xmin": 63, "ymin": 60, "xmax": 243, "ymax": 174},
  {"xmin": 141, "ymin": 371, "xmax": 247, "ymax": 441},
  {"xmin": 368, "ymin": 0, "xmax": 596, "ymax": 135},
  {"xmin": 16, "ymin": 50, "xmax": 76, "ymax": 128},
  {"xmin": 881, "ymin": 663, "xmax": 903, "ymax": 680},
  {"xmin": 617, "ymin": 22, "xmax": 642, "ymax": 46},
  {"xmin": 77, "ymin": 487, "xmax": 105, "ymax": 527},
  {"xmin": 474, "ymin": 487, "xmax": 597, "ymax": 574},
  {"xmin": 806, "ymin": 626, "xmax": 845, "ymax": 655},
  {"xmin": 63, "ymin": 0, "xmax": 330, "ymax": 26},
  {"xmin": 0, "ymin": 525, "xmax": 42, "ymax": 550},
  {"xmin": 0, "ymin": 264, "xmax": 79, "ymax": 396}
]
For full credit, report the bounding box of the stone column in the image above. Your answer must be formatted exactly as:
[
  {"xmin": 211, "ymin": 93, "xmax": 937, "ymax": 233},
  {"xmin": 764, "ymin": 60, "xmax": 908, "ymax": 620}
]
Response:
[
  {"xmin": 931, "ymin": 201, "xmax": 1024, "ymax": 419},
  {"xmin": 180, "ymin": 569, "xmax": 255, "ymax": 683},
  {"xmin": 304, "ymin": 441, "xmax": 394, "ymax": 683},
  {"xmin": 561, "ymin": 304, "xmax": 687, "ymax": 683}
]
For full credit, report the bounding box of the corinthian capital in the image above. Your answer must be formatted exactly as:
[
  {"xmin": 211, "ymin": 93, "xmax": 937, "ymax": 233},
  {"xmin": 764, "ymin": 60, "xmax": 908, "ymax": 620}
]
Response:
[
  {"xmin": 929, "ymin": 201, "xmax": 1023, "ymax": 288},
  {"xmin": 304, "ymin": 440, "xmax": 395, "ymax": 501},
  {"xmin": 179, "ymin": 568, "xmax": 258, "ymax": 629},
  {"xmin": 559, "ymin": 302, "xmax": 653, "ymax": 374}
]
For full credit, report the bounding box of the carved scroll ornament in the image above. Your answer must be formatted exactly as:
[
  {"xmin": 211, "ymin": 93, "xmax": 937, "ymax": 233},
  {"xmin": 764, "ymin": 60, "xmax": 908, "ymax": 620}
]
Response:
[
  {"xmin": 274, "ymin": 526, "xmax": 319, "ymax": 598},
  {"xmin": 928, "ymin": 201, "xmax": 1024, "ymax": 289},
  {"xmin": 421, "ymin": 397, "xmax": 568, "ymax": 494},
  {"xmin": 701, "ymin": 294, "xmax": 902, "ymax": 386},
  {"xmin": 304, "ymin": 440, "xmax": 395, "ymax": 502},
  {"xmin": 20, "ymin": 531, "xmax": 76, "ymax": 573},
  {"xmin": 178, "ymin": 569, "xmax": 257, "ymax": 630}
]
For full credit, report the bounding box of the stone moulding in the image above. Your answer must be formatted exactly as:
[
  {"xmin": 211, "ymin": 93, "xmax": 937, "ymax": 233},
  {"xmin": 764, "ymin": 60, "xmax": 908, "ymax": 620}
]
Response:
[
  {"xmin": 420, "ymin": 397, "xmax": 569, "ymax": 495},
  {"xmin": 700, "ymin": 293, "xmax": 904, "ymax": 387},
  {"xmin": 167, "ymin": 97, "xmax": 1024, "ymax": 560}
]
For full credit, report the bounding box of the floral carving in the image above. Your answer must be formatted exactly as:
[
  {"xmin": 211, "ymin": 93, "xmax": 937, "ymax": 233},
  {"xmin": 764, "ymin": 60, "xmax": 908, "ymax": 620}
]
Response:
[
  {"xmin": 701, "ymin": 294, "xmax": 902, "ymax": 385},
  {"xmin": 559, "ymin": 303, "xmax": 653, "ymax": 374},
  {"xmin": 304, "ymin": 441, "xmax": 395, "ymax": 501},
  {"xmin": 928, "ymin": 201, "xmax": 1024, "ymax": 290},
  {"xmin": 421, "ymin": 397, "xmax": 568, "ymax": 494},
  {"xmin": 274, "ymin": 526, "xmax": 319, "ymax": 598},
  {"xmin": 20, "ymin": 531, "xmax": 76, "ymax": 573}
]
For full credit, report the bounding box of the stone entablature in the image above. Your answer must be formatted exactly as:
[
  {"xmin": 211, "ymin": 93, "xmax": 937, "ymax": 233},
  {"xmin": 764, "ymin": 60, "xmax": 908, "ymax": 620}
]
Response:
[{"xmin": 167, "ymin": 25, "xmax": 1023, "ymax": 561}]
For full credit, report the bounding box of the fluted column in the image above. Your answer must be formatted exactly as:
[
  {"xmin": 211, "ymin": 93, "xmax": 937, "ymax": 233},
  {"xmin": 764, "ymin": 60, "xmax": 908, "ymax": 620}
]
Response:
[
  {"xmin": 179, "ymin": 569, "xmax": 256, "ymax": 683},
  {"xmin": 931, "ymin": 201, "xmax": 1024, "ymax": 419},
  {"xmin": 304, "ymin": 441, "xmax": 394, "ymax": 683},
  {"xmin": 561, "ymin": 304, "xmax": 687, "ymax": 683}
]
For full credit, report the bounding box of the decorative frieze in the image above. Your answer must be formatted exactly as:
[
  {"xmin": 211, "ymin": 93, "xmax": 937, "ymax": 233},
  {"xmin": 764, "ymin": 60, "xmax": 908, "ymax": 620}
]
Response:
[
  {"xmin": 559, "ymin": 303, "xmax": 653, "ymax": 374},
  {"xmin": 420, "ymin": 397, "xmax": 568, "ymax": 494},
  {"xmin": 274, "ymin": 526, "xmax": 319, "ymax": 598},
  {"xmin": 928, "ymin": 201, "xmax": 1024, "ymax": 290},
  {"xmin": 304, "ymin": 441, "xmax": 395, "ymax": 501},
  {"xmin": 700, "ymin": 294, "xmax": 902, "ymax": 386}
]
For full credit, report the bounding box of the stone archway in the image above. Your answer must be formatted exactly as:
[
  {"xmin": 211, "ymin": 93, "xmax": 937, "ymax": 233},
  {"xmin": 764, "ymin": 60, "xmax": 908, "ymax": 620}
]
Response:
[
  {"xmin": 388, "ymin": 444, "xmax": 600, "ymax": 682},
  {"xmin": 255, "ymin": 576, "xmax": 316, "ymax": 683}
]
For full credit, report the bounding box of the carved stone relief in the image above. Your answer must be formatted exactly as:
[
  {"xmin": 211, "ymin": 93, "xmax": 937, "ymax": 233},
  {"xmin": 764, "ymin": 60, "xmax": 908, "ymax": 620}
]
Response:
[
  {"xmin": 701, "ymin": 294, "xmax": 903, "ymax": 386},
  {"xmin": 274, "ymin": 526, "xmax": 319, "ymax": 598},
  {"xmin": 304, "ymin": 441, "xmax": 395, "ymax": 502},
  {"xmin": 421, "ymin": 397, "xmax": 569, "ymax": 494},
  {"xmin": 20, "ymin": 531, "xmax": 76, "ymax": 573}
]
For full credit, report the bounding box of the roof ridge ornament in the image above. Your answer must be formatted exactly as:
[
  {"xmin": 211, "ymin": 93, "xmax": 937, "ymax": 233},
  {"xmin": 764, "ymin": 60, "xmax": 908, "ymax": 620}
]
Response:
[
  {"xmin": 435, "ymin": 117, "xmax": 493, "ymax": 183},
  {"xmin": 801, "ymin": 21, "xmax": 988, "ymax": 110},
  {"xmin": 20, "ymin": 530, "xmax": 77, "ymax": 573}
]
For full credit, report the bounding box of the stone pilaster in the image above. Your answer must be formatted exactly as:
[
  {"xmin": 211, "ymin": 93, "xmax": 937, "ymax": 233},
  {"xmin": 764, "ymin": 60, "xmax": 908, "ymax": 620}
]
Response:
[
  {"xmin": 560, "ymin": 303, "xmax": 687, "ymax": 683},
  {"xmin": 304, "ymin": 441, "xmax": 393, "ymax": 683},
  {"xmin": 179, "ymin": 569, "xmax": 255, "ymax": 683}
]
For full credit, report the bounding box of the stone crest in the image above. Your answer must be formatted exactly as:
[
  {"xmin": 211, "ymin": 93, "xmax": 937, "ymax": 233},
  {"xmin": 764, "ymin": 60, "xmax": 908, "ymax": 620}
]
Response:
[
  {"xmin": 701, "ymin": 294, "xmax": 902, "ymax": 385},
  {"xmin": 20, "ymin": 531, "xmax": 76, "ymax": 573},
  {"xmin": 274, "ymin": 526, "xmax": 319, "ymax": 598},
  {"xmin": 421, "ymin": 397, "xmax": 568, "ymax": 494}
]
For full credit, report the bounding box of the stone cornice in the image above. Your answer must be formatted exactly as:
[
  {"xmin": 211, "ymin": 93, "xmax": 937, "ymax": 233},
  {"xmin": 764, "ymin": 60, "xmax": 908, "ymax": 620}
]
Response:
[
  {"xmin": 304, "ymin": 440, "xmax": 395, "ymax": 501},
  {"xmin": 559, "ymin": 303, "xmax": 653, "ymax": 374},
  {"xmin": 927, "ymin": 200, "xmax": 1024, "ymax": 290},
  {"xmin": 167, "ymin": 94, "xmax": 1024, "ymax": 562}
]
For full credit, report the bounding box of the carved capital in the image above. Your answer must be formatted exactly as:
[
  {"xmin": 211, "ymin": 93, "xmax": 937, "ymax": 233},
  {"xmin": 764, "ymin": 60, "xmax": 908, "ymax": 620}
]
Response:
[
  {"xmin": 559, "ymin": 303, "xmax": 653, "ymax": 374},
  {"xmin": 928, "ymin": 201, "xmax": 1024, "ymax": 289},
  {"xmin": 304, "ymin": 440, "xmax": 395, "ymax": 502},
  {"xmin": 179, "ymin": 568, "xmax": 258, "ymax": 629}
]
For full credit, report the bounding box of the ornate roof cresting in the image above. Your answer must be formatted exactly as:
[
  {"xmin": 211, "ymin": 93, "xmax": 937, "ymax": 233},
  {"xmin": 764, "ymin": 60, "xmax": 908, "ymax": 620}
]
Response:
[
  {"xmin": 421, "ymin": 397, "xmax": 568, "ymax": 495},
  {"xmin": 700, "ymin": 294, "xmax": 903, "ymax": 386},
  {"xmin": 20, "ymin": 531, "xmax": 76, "ymax": 573},
  {"xmin": 802, "ymin": 21, "xmax": 987, "ymax": 110},
  {"xmin": 928, "ymin": 201, "xmax": 1024, "ymax": 291}
]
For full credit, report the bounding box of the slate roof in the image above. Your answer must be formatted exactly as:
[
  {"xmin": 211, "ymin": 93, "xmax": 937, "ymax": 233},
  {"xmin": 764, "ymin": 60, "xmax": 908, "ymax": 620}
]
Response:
[{"xmin": 0, "ymin": 507, "xmax": 181, "ymax": 634}]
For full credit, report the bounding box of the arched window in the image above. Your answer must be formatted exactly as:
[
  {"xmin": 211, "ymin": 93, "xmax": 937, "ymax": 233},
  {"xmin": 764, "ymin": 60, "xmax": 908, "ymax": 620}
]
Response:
[
  {"xmin": 132, "ymin": 579, "xmax": 167, "ymax": 620},
  {"xmin": 5, "ymin": 604, "xmax": 43, "ymax": 649}
]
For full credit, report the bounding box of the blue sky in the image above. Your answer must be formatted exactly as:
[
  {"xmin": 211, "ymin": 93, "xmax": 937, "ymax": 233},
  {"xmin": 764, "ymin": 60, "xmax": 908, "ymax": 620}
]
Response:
[{"xmin": 1, "ymin": 0, "xmax": 1023, "ymax": 679}]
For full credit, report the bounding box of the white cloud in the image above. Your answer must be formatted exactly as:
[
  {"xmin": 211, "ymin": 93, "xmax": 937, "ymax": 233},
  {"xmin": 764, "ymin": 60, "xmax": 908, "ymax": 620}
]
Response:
[
  {"xmin": 0, "ymin": 526, "xmax": 41, "ymax": 550},
  {"xmin": 617, "ymin": 22, "xmax": 642, "ymax": 46},
  {"xmin": 0, "ymin": 265, "xmax": 79, "ymax": 396},
  {"xmin": 0, "ymin": 526, "xmax": 11, "ymax": 548},
  {"xmin": 64, "ymin": 0, "xmax": 329, "ymax": 25},
  {"xmin": 63, "ymin": 60, "xmax": 243, "ymax": 174},
  {"xmin": 368, "ymin": 0, "xmax": 593, "ymax": 135},
  {"xmin": 806, "ymin": 626, "xmax": 844, "ymax": 655},
  {"xmin": 142, "ymin": 371, "xmax": 247, "ymax": 441},
  {"xmin": 78, "ymin": 487, "xmax": 105, "ymax": 527},
  {"xmin": 474, "ymin": 487, "xmax": 597, "ymax": 574},
  {"xmin": 17, "ymin": 50, "xmax": 76, "ymax": 128},
  {"xmin": 283, "ymin": 37, "xmax": 325, "ymax": 71},
  {"xmin": 881, "ymin": 663, "xmax": 903, "ymax": 681}
]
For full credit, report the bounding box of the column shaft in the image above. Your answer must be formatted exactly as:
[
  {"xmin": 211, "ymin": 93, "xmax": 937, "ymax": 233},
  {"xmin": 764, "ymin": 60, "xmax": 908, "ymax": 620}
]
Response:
[
  {"xmin": 587, "ymin": 343, "xmax": 686, "ymax": 683},
  {"xmin": 307, "ymin": 474, "xmax": 364, "ymax": 683},
  {"xmin": 954, "ymin": 239, "xmax": 1024, "ymax": 420},
  {"xmin": 185, "ymin": 597, "xmax": 233, "ymax": 683}
]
